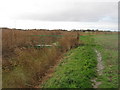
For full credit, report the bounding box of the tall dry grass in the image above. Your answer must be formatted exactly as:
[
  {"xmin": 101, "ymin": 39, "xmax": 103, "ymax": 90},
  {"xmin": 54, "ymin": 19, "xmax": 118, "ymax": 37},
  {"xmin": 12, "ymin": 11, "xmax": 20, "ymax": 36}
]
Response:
[{"xmin": 2, "ymin": 28, "xmax": 80, "ymax": 88}]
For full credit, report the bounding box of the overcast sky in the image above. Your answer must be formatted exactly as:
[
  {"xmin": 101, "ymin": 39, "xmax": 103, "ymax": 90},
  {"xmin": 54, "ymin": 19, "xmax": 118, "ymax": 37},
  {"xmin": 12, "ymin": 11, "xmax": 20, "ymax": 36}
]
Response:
[{"xmin": 0, "ymin": 0, "xmax": 119, "ymax": 31}]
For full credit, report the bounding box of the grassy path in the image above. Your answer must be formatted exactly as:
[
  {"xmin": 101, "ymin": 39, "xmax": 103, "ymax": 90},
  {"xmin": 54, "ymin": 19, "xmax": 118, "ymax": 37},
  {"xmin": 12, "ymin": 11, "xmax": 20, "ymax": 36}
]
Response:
[
  {"xmin": 41, "ymin": 34, "xmax": 118, "ymax": 88},
  {"xmin": 93, "ymin": 34, "xmax": 118, "ymax": 88}
]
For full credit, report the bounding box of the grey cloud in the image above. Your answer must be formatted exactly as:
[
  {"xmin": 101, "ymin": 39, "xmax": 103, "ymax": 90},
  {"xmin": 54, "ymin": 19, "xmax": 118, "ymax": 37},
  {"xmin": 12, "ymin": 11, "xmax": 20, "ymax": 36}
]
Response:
[{"xmin": 19, "ymin": 2, "xmax": 117, "ymax": 22}]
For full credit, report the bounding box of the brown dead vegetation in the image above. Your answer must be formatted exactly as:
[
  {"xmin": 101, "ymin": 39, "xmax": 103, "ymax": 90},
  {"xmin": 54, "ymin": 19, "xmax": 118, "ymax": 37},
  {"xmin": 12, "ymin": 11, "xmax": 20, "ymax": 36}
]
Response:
[{"xmin": 2, "ymin": 28, "xmax": 80, "ymax": 88}]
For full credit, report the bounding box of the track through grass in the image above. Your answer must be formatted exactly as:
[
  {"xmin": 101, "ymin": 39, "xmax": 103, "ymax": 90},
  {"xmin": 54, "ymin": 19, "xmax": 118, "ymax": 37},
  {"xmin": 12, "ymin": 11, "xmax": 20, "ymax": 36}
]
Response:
[
  {"xmin": 93, "ymin": 34, "xmax": 118, "ymax": 88},
  {"xmin": 41, "ymin": 34, "xmax": 118, "ymax": 88}
]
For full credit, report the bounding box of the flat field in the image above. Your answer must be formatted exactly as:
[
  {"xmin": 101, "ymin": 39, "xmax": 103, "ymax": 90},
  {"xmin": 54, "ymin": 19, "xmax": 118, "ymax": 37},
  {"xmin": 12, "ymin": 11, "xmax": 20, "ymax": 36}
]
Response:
[{"xmin": 2, "ymin": 29, "xmax": 118, "ymax": 88}]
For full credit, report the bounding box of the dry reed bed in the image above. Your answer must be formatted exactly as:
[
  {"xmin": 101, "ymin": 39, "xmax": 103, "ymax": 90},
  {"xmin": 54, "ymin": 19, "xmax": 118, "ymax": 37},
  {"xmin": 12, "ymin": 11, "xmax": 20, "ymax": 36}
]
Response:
[{"xmin": 2, "ymin": 28, "xmax": 80, "ymax": 88}]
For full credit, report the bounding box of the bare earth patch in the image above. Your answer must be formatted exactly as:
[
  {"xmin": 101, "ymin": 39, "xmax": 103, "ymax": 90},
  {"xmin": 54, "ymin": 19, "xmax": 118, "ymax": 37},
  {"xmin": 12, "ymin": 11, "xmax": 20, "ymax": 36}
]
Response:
[{"xmin": 91, "ymin": 49, "xmax": 104, "ymax": 88}]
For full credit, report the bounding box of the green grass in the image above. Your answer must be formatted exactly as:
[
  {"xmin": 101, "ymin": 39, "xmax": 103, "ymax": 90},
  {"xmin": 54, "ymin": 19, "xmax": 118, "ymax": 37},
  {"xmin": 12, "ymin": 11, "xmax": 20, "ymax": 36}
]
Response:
[
  {"xmin": 93, "ymin": 34, "xmax": 118, "ymax": 88},
  {"xmin": 42, "ymin": 36, "xmax": 97, "ymax": 88},
  {"xmin": 93, "ymin": 34, "xmax": 118, "ymax": 50},
  {"xmin": 42, "ymin": 33, "xmax": 118, "ymax": 88}
]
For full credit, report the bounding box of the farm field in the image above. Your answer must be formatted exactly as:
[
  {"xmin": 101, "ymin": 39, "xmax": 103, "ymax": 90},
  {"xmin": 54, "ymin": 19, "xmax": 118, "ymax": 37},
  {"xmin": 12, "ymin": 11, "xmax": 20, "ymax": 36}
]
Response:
[
  {"xmin": 0, "ymin": 0, "xmax": 118, "ymax": 89},
  {"xmin": 2, "ymin": 28, "xmax": 118, "ymax": 88},
  {"xmin": 41, "ymin": 34, "xmax": 118, "ymax": 88}
]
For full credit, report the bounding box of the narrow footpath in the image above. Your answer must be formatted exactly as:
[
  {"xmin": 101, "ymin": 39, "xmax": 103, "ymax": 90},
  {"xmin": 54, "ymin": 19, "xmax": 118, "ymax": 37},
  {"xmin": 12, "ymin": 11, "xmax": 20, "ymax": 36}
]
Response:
[{"xmin": 91, "ymin": 49, "xmax": 104, "ymax": 88}]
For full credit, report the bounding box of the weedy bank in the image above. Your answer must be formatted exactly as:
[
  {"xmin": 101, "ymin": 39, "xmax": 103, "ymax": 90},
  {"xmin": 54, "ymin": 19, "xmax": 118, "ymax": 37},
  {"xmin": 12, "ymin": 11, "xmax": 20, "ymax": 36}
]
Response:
[
  {"xmin": 42, "ymin": 35, "xmax": 97, "ymax": 88},
  {"xmin": 2, "ymin": 28, "xmax": 80, "ymax": 88}
]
